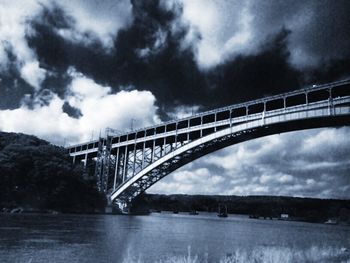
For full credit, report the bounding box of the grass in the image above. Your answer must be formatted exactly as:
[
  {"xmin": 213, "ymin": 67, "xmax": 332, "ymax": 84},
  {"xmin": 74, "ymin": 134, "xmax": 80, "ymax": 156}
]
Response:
[
  {"xmin": 219, "ymin": 246, "xmax": 350, "ymax": 263},
  {"xmin": 122, "ymin": 245, "xmax": 350, "ymax": 263}
]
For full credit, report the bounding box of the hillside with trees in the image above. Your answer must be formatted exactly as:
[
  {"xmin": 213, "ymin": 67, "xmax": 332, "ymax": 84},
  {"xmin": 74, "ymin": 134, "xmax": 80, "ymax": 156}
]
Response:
[
  {"xmin": 135, "ymin": 194, "xmax": 350, "ymax": 223},
  {"xmin": 0, "ymin": 132, "xmax": 106, "ymax": 213}
]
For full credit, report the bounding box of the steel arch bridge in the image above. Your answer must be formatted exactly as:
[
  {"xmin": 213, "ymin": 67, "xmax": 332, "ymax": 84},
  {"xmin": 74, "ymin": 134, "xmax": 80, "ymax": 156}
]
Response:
[{"xmin": 67, "ymin": 80, "xmax": 350, "ymax": 212}]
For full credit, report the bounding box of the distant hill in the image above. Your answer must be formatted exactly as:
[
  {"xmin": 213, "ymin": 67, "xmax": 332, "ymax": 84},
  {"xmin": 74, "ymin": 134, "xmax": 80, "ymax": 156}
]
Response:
[
  {"xmin": 136, "ymin": 194, "xmax": 350, "ymax": 223},
  {"xmin": 0, "ymin": 132, "xmax": 106, "ymax": 213}
]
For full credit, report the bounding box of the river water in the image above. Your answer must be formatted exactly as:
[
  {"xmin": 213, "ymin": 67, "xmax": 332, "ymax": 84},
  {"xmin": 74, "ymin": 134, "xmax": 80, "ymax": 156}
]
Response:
[{"xmin": 0, "ymin": 212, "xmax": 349, "ymax": 263}]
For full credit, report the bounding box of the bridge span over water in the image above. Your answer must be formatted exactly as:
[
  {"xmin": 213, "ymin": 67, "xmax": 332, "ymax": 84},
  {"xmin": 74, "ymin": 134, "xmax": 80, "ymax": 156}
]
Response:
[{"xmin": 67, "ymin": 80, "xmax": 350, "ymax": 211}]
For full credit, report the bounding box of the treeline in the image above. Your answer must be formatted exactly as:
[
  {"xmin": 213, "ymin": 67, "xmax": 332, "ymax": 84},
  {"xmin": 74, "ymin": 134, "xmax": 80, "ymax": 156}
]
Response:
[
  {"xmin": 135, "ymin": 194, "xmax": 350, "ymax": 223},
  {"xmin": 0, "ymin": 132, "xmax": 106, "ymax": 213}
]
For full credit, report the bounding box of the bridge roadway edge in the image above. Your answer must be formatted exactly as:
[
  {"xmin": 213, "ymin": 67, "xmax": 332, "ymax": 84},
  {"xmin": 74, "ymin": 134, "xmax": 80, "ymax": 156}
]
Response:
[
  {"xmin": 65, "ymin": 79, "xmax": 350, "ymax": 213},
  {"xmin": 111, "ymin": 114, "xmax": 350, "ymax": 212}
]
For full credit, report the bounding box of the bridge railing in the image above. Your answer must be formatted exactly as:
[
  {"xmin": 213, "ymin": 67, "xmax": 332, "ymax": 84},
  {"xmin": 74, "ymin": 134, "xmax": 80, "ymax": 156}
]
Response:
[
  {"xmin": 110, "ymin": 96, "xmax": 350, "ymax": 203},
  {"xmin": 67, "ymin": 79, "xmax": 350, "ymax": 154},
  {"xmin": 68, "ymin": 95, "xmax": 350, "ymax": 159}
]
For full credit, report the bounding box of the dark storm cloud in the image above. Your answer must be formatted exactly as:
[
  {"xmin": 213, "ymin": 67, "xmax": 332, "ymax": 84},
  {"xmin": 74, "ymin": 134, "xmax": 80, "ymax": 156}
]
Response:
[
  {"xmin": 250, "ymin": 0, "xmax": 350, "ymax": 69},
  {"xmin": 26, "ymin": 4, "xmax": 102, "ymax": 93},
  {"xmin": 0, "ymin": 75, "xmax": 33, "ymax": 110},
  {"xmin": 302, "ymin": 1, "xmax": 350, "ymax": 63},
  {"xmin": 26, "ymin": 1, "xmax": 208, "ymax": 111},
  {"xmin": 27, "ymin": 2, "xmax": 295, "ymax": 111},
  {"xmin": 202, "ymin": 0, "xmax": 350, "ymax": 105},
  {"xmin": 103, "ymin": 0, "xmax": 209, "ymax": 107},
  {"xmin": 207, "ymin": 29, "xmax": 301, "ymax": 105},
  {"xmin": 27, "ymin": 4, "xmax": 104, "ymax": 73},
  {"xmin": 0, "ymin": 3, "xmax": 72, "ymax": 109},
  {"xmin": 22, "ymin": 0, "xmax": 350, "ymax": 117},
  {"xmin": 305, "ymin": 59, "xmax": 350, "ymax": 85},
  {"xmin": 62, "ymin": 102, "xmax": 82, "ymax": 119},
  {"xmin": 0, "ymin": 48, "xmax": 33, "ymax": 109}
]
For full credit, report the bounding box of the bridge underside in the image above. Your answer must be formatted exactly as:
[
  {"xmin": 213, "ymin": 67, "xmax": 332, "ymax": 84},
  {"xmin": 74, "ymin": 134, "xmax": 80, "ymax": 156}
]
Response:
[
  {"xmin": 112, "ymin": 115, "xmax": 350, "ymax": 211},
  {"xmin": 66, "ymin": 80, "xmax": 350, "ymax": 212}
]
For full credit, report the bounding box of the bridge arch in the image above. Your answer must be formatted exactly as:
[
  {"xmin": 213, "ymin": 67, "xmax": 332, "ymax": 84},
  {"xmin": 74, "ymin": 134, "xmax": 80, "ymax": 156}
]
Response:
[
  {"xmin": 110, "ymin": 114, "xmax": 350, "ymax": 210},
  {"xmin": 66, "ymin": 80, "xmax": 350, "ymax": 212}
]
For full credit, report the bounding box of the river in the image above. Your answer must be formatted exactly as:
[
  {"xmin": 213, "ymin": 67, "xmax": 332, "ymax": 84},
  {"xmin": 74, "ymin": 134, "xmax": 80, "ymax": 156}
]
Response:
[{"xmin": 0, "ymin": 212, "xmax": 349, "ymax": 263}]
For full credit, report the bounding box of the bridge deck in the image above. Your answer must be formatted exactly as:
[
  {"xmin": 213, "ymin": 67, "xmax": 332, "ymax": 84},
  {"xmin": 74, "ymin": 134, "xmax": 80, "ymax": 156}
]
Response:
[
  {"xmin": 68, "ymin": 79, "xmax": 350, "ymax": 157},
  {"xmin": 65, "ymin": 79, "xmax": 350, "ymax": 210},
  {"xmin": 110, "ymin": 96, "xmax": 350, "ymax": 198}
]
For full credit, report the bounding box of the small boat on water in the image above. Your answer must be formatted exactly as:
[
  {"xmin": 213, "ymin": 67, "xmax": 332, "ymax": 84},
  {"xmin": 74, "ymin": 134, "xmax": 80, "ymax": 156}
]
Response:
[
  {"xmin": 217, "ymin": 204, "xmax": 228, "ymax": 218},
  {"xmin": 324, "ymin": 219, "xmax": 338, "ymax": 225}
]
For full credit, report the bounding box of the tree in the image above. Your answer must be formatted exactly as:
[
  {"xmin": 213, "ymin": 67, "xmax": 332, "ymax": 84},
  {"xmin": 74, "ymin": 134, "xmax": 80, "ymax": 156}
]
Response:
[{"xmin": 0, "ymin": 132, "xmax": 106, "ymax": 212}]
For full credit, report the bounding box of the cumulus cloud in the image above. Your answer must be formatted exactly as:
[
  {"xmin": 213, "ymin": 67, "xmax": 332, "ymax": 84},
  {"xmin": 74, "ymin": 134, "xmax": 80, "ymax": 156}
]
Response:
[
  {"xmin": 166, "ymin": 105, "xmax": 201, "ymax": 119},
  {"xmin": 150, "ymin": 128, "xmax": 350, "ymax": 199},
  {"xmin": 150, "ymin": 167, "xmax": 225, "ymax": 195},
  {"xmin": 0, "ymin": 0, "xmax": 132, "ymax": 96},
  {"xmin": 0, "ymin": 0, "xmax": 46, "ymax": 89},
  {"xmin": 11, "ymin": 0, "xmax": 347, "ymax": 112},
  {"xmin": 0, "ymin": 69, "xmax": 160, "ymax": 145},
  {"xmin": 55, "ymin": 0, "xmax": 133, "ymax": 48},
  {"xmin": 302, "ymin": 128, "xmax": 350, "ymax": 159},
  {"xmin": 181, "ymin": 0, "xmax": 350, "ymax": 69},
  {"xmin": 20, "ymin": 61, "xmax": 46, "ymax": 90},
  {"xmin": 182, "ymin": 0, "xmax": 253, "ymax": 69}
]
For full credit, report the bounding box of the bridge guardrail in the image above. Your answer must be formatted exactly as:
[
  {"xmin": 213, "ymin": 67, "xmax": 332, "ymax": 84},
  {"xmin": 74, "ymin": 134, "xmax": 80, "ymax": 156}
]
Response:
[
  {"xmin": 69, "ymin": 95, "xmax": 350, "ymax": 156},
  {"xmin": 110, "ymin": 96, "xmax": 350, "ymax": 201}
]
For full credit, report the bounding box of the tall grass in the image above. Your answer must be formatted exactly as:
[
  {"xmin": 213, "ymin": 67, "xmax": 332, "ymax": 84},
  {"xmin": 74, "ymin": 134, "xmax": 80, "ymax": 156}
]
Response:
[
  {"xmin": 219, "ymin": 246, "xmax": 349, "ymax": 263},
  {"xmin": 122, "ymin": 246, "xmax": 350, "ymax": 263}
]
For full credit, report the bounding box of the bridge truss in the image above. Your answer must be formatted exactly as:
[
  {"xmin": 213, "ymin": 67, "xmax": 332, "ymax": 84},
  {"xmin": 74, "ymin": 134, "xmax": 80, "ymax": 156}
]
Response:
[{"xmin": 67, "ymin": 80, "xmax": 350, "ymax": 212}]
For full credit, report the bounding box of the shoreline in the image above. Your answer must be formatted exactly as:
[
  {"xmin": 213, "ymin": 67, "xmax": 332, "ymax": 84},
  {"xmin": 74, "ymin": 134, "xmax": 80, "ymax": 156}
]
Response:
[{"xmin": 2, "ymin": 208, "xmax": 349, "ymax": 226}]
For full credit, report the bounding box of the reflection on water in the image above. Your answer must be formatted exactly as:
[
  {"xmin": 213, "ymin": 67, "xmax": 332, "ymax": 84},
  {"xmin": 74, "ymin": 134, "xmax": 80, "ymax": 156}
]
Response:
[{"xmin": 0, "ymin": 212, "xmax": 349, "ymax": 263}]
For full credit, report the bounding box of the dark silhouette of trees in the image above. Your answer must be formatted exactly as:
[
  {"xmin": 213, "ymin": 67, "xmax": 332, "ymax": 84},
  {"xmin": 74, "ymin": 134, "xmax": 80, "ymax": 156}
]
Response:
[
  {"xmin": 0, "ymin": 132, "xmax": 106, "ymax": 212},
  {"xmin": 142, "ymin": 194, "xmax": 350, "ymax": 223}
]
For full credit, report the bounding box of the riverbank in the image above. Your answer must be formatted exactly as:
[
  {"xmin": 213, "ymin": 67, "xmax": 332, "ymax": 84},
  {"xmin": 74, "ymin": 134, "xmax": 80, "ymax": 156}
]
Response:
[{"xmin": 134, "ymin": 193, "xmax": 350, "ymax": 224}]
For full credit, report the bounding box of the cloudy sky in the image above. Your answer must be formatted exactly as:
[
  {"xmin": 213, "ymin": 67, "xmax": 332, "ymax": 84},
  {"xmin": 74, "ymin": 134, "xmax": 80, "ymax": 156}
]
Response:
[{"xmin": 0, "ymin": 0, "xmax": 349, "ymax": 198}]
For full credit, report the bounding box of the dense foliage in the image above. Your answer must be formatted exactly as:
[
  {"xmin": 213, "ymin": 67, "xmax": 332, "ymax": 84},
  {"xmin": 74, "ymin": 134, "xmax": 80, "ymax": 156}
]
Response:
[{"xmin": 0, "ymin": 132, "xmax": 106, "ymax": 212}]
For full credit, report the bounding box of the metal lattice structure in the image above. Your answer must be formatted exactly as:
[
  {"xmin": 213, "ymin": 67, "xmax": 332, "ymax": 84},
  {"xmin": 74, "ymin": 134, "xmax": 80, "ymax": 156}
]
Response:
[
  {"xmin": 93, "ymin": 136, "xmax": 113, "ymax": 193},
  {"xmin": 68, "ymin": 80, "xmax": 350, "ymax": 212}
]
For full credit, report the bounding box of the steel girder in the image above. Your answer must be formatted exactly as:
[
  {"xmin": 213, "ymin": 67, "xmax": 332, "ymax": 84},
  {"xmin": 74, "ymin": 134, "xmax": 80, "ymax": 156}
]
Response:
[
  {"xmin": 110, "ymin": 101, "xmax": 350, "ymax": 210},
  {"xmin": 113, "ymin": 127, "xmax": 260, "ymax": 209}
]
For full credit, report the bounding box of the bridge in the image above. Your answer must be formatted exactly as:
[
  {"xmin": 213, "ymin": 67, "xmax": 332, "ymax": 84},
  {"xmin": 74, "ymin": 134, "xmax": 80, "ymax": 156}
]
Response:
[{"xmin": 67, "ymin": 80, "xmax": 350, "ymax": 212}]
